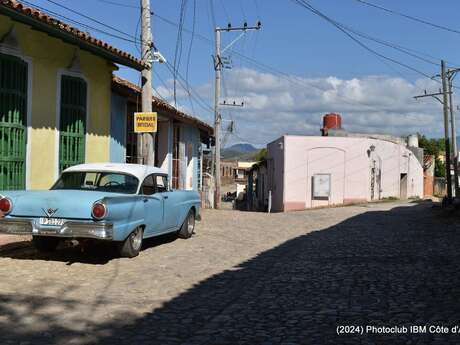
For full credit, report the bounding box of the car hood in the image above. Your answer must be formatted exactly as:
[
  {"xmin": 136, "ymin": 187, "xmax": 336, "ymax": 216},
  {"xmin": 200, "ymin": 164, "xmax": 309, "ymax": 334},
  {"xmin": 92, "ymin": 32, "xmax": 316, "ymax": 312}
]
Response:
[{"xmin": 1, "ymin": 190, "xmax": 123, "ymax": 219}]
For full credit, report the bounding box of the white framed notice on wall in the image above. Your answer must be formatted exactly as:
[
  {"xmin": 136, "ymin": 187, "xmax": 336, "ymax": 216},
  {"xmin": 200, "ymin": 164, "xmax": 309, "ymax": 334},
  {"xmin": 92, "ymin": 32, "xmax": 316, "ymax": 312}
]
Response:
[{"xmin": 312, "ymin": 174, "xmax": 331, "ymax": 200}]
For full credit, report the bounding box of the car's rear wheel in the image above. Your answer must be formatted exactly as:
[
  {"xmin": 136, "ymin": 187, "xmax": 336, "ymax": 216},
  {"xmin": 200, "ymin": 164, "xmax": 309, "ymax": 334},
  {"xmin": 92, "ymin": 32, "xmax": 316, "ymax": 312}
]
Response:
[
  {"xmin": 118, "ymin": 226, "xmax": 143, "ymax": 258},
  {"xmin": 32, "ymin": 236, "xmax": 60, "ymax": 252},
  {"xmin": 178, "ymin": 209, "xmax": 195, "ymax": 239}
]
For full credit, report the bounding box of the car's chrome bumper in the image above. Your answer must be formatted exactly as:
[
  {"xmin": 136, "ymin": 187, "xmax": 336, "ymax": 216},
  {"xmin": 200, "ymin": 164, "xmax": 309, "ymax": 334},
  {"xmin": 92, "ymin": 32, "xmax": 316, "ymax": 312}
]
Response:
[{"xmin": 0, "ymin": 218, "xmax": 113, "ymax": 240}]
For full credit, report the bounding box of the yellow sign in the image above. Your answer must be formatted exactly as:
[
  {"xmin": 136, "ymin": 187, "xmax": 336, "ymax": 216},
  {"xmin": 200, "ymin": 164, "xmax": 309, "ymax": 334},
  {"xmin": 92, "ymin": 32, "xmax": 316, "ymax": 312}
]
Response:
[{"xmin": 134, "ymin": 112, "xmax": 157, "ymax": 133}]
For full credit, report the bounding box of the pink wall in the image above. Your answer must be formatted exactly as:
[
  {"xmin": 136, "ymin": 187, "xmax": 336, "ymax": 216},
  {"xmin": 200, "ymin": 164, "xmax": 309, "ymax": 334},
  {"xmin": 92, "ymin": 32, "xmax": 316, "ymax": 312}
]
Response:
[{"xmin": 268, "ymin": 136, "xmax": 423, "ymax": 212}]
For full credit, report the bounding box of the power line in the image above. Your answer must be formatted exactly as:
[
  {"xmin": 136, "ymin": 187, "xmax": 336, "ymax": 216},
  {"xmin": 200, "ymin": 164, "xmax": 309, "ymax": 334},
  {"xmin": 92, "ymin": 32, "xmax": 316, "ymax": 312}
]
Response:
[
  {"xmin": 337, "ymin": 23, "xmax": 438, "ymax": 66},
  {"xmin": 151, "ymin": 69, "xmax": 172, "ymax": 102},
  {"xmin": 151, "ymin": 10, "xmax": 456, "ymax": 110},
  {"xmin": 23, "ymin": 0, "xmax": 146, "ymax": 46},
  {"xmin": 185, "ymin": 0, "xmax": 197, "ymax": 115},
  {"xmin": 292, "ymin": 0, "xmax": 460, "ymax": 92},
  {"xmin": 291, "ymin": 0, "xmax": 433, "ymax": 79},
  {"xmin": 218, "ymin": 0, "xmax": 231, "ymax": 23},
  {"xmin": 25, "ymin": 0, "xmax": 210, "ymax": 116},
  {"xmin": 208, "ymin": 0, "xmax": 217, "ymax": 33},
  {"xmin": 43, "ymin": 0, "xmax": 136, "ymax": 40},
  {"xmin": 151, "ymin": 12, "xmax": 381, "ymax": 110},
  {"xmin": 172, "ymin": 0, "xmax": 188, "ymax": 106},
  {"xmin": 253, "ymin": 0, "xmax": 261, "ymax": 20},
  {"xmin": 352, "ymin": 0, "xmax": 460, "ymax": 36},
  {"xmin": 164, "ymin": 61, "xmax": 215, "ymax": 114},
  {"xmin": 94, "ymin": 0, "xmax": 139, "ymax": 9}
]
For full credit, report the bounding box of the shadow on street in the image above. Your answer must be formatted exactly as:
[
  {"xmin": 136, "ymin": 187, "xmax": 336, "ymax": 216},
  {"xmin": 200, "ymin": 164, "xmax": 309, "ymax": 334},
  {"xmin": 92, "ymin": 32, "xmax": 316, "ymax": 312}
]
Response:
[
  {"xmin": 0, "ymin": 233, "xmax": 179, "ymax": 265},
  {"xmin": 2, "ymin": 201, "xmax": 460, "ymax": 344}
]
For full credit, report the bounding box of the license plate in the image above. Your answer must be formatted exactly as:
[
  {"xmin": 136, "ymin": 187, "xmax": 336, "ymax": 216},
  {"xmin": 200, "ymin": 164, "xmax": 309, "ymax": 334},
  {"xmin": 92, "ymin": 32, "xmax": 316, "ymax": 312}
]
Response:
[{"xmin": 39, "ymin": 217, "xmax": 65, "ymax": 226}]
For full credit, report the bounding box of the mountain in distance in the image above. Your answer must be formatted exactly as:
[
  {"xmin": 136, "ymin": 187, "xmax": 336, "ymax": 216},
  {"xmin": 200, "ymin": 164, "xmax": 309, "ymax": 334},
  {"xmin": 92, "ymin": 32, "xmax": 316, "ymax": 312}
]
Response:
[
  {"xmin": 221, "ymin": 143, "xmax": 259, "ymax": 160},
  {"xmin": 227, "ymin": 143, "xmax": 257, "ymax": 153}
]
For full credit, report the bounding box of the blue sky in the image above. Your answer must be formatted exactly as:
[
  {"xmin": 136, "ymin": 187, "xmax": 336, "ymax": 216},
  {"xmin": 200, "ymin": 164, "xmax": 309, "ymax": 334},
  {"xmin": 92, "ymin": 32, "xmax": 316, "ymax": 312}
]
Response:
[{"xmin": 26, "ymin": 0, "xmax": 460, "ymax": 146}]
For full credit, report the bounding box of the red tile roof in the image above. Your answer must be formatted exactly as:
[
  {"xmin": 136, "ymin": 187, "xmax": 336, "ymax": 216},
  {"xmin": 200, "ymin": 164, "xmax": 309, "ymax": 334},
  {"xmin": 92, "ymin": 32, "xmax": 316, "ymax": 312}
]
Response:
[
  {"xmin": 112, "ymin": 76, "xmax": 213, "ymax": 135},
  {"xmin": 0, "ymin": 0, "xmax": 145, "ymax": 70}
]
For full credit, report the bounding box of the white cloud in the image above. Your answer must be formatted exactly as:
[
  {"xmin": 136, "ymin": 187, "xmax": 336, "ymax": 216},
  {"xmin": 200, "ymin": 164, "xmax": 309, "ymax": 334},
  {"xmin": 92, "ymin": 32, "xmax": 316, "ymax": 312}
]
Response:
[{"xmin": 156, "ymin": 68, "xmax": 447, "ymax": 147}]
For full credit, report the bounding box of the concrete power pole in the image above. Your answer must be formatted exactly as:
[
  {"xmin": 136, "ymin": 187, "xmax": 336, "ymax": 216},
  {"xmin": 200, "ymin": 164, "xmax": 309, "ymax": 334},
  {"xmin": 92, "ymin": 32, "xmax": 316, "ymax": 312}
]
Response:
[
  {"xmin": 441, "ymin": 60, "xmax": 453, "ymax": 202},
  {"xmin": 213, "ymin": 22, "xmax": 261, "ymax": 209},
  {"xmin": 414, "ymin": 60, "xmax": 460, "ymax": 203},
  {"xmin": 213, "ymin": 27, "xmax": 222, "ymax": 209},
  {"xmin": 140, "ymin": 0, "xmax": 155, "ymax": 166},
  {"xmin": 448, "ymin": 74, "xmax": 459, "ymax": 197}
]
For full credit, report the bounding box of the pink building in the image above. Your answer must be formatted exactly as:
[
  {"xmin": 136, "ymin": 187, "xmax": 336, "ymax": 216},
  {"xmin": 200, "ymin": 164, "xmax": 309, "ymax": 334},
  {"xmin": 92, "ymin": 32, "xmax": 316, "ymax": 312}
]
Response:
[{"xmin": 264, "ymin": 135, "xmax": 424, "ymax": 212}]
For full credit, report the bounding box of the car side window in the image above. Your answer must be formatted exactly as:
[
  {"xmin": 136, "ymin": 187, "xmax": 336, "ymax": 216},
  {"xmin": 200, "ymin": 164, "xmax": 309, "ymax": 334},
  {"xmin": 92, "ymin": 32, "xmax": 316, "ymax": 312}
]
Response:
[
  {"xmin": 141, "ymin": 175, "xmax": 155, "ymax": 195},
  {"xmin": 155, "ymin": 175, "xmax": 168, "ymax": 193}
]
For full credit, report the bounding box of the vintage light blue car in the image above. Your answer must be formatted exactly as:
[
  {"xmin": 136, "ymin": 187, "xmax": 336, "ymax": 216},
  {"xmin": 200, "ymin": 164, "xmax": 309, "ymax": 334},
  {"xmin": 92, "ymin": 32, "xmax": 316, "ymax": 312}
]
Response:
[{"xmin": 0, "ymin": 163, "xmax": 201, "ymax": 257}]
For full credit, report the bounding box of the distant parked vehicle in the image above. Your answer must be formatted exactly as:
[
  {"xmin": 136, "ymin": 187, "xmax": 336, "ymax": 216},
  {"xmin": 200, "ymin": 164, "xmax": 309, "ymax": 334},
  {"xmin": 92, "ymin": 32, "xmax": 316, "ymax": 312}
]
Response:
[
  {"xmin": 222, "ymin": 191, "xmax": 237, "ymax": 202},
  {"xmin": 0, "ymin": 163, "xmax": 201, "ymax": 257}
]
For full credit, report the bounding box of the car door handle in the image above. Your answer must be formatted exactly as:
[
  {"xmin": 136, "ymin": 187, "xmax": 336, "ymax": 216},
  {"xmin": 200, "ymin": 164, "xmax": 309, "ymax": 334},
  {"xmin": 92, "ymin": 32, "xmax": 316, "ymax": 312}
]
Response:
[
  {"xmin": 143, "ymin": 198, "xmax": 149, "ymax": 203},
  {"xmin": 163, "ymin": 196, "xmax": 169, "ymax": 199}
]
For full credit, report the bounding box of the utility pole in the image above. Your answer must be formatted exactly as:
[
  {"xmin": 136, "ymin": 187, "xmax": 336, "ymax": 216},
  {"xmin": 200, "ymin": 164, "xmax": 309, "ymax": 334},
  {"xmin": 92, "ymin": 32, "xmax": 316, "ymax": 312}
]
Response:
[
  {"xmin": 441, "ymin": 60, "xmax": 453, "ymax": 202},
  {"xmin": 213, "ymin": 22, "xmax": 261, "ymax": 209},
  {"xmin": 140, "ymin": 0, "xmax": 155, "ymax": 166},
  {"xmin": 446, "ymin": 67, "xmax": 460, "ymax": 197},
  {"xmin": 213, "ymin": 27, "xmax": 222, "ymax": 209},
  {"xmin": 448, "ymin": 73, "xmax": 459, "ymax": 197},
  {"xmin": 414, "ymin": 60, "xmax": 456, "ymax": 203}
]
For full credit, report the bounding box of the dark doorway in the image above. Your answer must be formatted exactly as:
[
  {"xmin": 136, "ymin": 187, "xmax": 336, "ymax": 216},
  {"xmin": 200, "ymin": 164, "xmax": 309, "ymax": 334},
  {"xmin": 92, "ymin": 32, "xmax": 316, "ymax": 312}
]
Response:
[{"xmin": 400, "ymin": 173, "xmax": 408, "ymax": 199}]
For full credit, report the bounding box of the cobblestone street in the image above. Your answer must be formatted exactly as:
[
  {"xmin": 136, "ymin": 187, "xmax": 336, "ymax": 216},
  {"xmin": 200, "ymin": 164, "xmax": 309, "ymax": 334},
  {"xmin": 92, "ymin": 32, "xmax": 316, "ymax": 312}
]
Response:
[{"xmin": 1, "ymin": 200, "xmax": 460, "ymax": 344}]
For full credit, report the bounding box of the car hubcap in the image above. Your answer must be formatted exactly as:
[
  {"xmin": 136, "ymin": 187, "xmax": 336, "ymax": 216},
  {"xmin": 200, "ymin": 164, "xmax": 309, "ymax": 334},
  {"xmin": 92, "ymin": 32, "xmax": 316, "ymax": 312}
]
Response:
[
  {"xmin": 187, "ymin": 214, "xmax": 195, "ymax": 234},
  {"xmin": 131, "ymin": 228, "xmax": 142, "ymax": 251}
]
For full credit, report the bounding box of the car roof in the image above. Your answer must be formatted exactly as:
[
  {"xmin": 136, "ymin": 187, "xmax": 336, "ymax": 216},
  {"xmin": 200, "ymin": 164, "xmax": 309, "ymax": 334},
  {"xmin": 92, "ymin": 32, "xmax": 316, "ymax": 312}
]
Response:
[{"xmin": 63, "ymin": 163, "xmax": 168, "ymax": 181}]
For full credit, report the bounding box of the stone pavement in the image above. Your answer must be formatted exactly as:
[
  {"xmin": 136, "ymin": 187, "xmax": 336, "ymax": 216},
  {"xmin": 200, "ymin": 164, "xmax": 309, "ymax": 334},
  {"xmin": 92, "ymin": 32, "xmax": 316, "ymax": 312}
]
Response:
[{"xmin": 1, "ymin": 201, "xmax": 460, "ymax": 344}]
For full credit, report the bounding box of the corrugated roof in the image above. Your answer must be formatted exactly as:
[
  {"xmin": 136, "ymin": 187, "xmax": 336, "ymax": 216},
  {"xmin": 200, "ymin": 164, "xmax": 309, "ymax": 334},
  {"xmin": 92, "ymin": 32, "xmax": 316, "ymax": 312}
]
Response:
[
  {"xmin": 112, "ymin": 75, "xmax": 213, "ymax": 135},
  {"xmin": 0, "ymin": 0, "xmax": 145, "ymax": 70}
]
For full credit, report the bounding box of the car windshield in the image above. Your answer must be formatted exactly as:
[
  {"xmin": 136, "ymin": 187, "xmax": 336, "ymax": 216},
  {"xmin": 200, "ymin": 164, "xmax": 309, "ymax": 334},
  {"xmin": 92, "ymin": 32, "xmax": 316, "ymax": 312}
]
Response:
[{"xmin": 51, "ymin": 171, "xmax": 139, "ymax": 194}]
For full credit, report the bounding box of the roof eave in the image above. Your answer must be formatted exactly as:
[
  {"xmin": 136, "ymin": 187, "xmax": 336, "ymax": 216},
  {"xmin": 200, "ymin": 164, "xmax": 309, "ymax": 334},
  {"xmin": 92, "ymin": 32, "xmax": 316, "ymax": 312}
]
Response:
[
  {"xmin": 0, "ymin": 5, "xmax": 144, "ymax": 71},
  {"xmin": 111, "ymin": 78, "xmax": 214, "ymax": 136}
]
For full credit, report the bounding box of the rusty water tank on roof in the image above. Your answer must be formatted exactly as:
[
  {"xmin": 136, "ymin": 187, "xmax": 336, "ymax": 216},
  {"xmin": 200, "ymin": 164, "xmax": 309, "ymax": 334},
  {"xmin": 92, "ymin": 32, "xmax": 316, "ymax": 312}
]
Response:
[{"xmin": 321, "ymin": 113, "xmax": 342, "ymax": 136}]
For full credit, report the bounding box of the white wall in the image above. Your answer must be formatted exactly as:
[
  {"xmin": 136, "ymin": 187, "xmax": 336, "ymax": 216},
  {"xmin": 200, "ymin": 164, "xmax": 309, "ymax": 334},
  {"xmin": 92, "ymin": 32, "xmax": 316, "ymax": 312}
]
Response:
[
  {"xmin": 268, "ymin": 136, "xmax": 423, "ymax": 211},
  {"xmin": 267, "ymin": 137, "xmax": 285, "ymax": 211}
]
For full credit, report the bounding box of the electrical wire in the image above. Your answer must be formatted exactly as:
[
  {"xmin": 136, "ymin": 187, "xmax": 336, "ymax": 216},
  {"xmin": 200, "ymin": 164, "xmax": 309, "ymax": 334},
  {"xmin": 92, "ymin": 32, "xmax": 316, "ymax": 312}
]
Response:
[
  {"xmin": 238, "ymin": 0, "xmax": 247, "ymax": 22},
  {"xmin": 43, "ymin": 0, "xmax": 136, "ymax": 40},
  {"xmin": 208, "ymin": 0, "xmax": 217, "ymax": 33},
  {"xmin": 337, "ymin": 23, "xmax": 438, "ymax": 66},
  {"xmin": 218, "ymin": 0, "xmax": 231, "ymax": 24},
  {"xmin": 291, "ymin": 0, "xmax": 433, "ymax": 79},
  {"xmin": 151, "ymin": 69, "xmax": 171, "ymax": 102},
  {"xmin": 94, "ymin": 0, "xmax": 139, "ymax": 9},
  {"xmin": 164, "ymin": 61, "xmax": 215, "ymax": 114},
  {"xmin": 151, "ymin": 11, "xmax": 449, "ymax": 110},
  {"xmin": 352, "ymin": 0, "xmax": 460, "ymax": 36},
  {"xmin": 185, "ymin": 0, "xmax": 197, "ymax": 115},
  {"xmin": 253, "ymin": 0, "xmax": 261, "ymax": 20},
  {"xmin": 173, "ymin": 0, "xmax": 188, "ymax": 106},
  {"xmin": 31, "ymin": 0, "xmax": 210, "ymax": 118},
  {"xmin": 26, "ymin": 1, "xmax": 448, "ymax": 116},
  {"xmin": 23, "ymin": 0, "xmax": 148, "ymax": 47}
]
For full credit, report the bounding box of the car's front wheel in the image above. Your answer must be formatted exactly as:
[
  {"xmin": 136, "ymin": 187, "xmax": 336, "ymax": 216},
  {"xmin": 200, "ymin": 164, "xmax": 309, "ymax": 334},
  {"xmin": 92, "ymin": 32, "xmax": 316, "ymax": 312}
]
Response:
[
  {"xmin": 118, "ymin": 226, "xmax": 143, "ymax": 258},
  {"xmin": 32, "ymin": 236, "xmax": 60, "ymax": 252},
  {"xmin": 178, "ymin": 209, "xmax": 195, "ymax": 239}
]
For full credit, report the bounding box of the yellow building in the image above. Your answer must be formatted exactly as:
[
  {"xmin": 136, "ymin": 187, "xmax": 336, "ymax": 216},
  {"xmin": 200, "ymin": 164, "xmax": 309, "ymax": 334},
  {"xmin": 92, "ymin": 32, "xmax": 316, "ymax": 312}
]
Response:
[{"xmin": 0, "ymin": 1, "xmax": 144, "ymax": 190}]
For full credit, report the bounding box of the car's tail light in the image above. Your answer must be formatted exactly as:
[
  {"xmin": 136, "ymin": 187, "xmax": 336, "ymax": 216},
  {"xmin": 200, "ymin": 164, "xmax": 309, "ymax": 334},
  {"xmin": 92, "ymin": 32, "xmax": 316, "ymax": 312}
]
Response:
[
  {"xmin": 0, "ymin": 197, "xmax": 12, "ymax": 215},
  {"xmin": 92, "ymin": 202, "xmax": 107, "ymax": 220}
]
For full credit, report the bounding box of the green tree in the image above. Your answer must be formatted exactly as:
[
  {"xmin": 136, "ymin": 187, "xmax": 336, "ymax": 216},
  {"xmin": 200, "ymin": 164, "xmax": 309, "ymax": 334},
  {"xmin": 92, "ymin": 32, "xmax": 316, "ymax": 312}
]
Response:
[
  {"xmin": 254, "ymin": 148, "xmax": 267, "ymax": 162},
  {"xmin": 418, "ymin": 133, "xmax": 446, "ymax": 177},
  {"xmin": 435, "ymin": 158, "xmax": 446, "ymax": 177}
]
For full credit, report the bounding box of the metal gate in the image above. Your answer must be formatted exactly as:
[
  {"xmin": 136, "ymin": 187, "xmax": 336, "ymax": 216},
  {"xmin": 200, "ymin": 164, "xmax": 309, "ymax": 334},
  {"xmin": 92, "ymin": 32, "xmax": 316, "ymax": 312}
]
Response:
[
  {"xmin": 59, "ymin": 75, "xmax": 86, "ymax": 171},
  {"xmin": 0, "ymin": 53, "xmax": 27, "ymax": 190}
]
